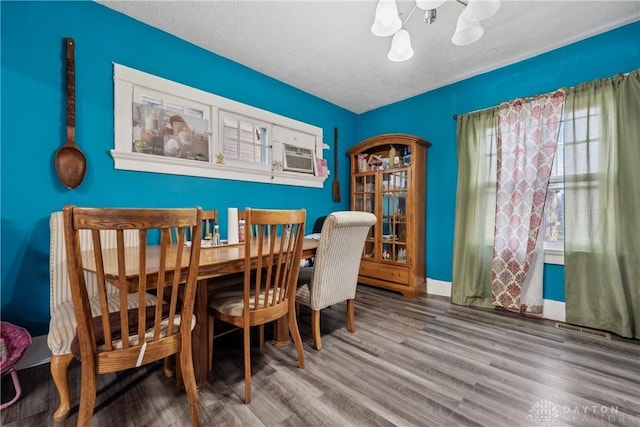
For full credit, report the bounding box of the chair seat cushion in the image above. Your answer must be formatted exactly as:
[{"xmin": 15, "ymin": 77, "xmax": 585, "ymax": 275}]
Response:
[
  {"xmin": 48, "ymin": 293, "xmax": 157, "ymax": 356},
  {"xmin": 295, "ymin": 267, "xmax": 314, "ymax": 307},
  {"xmin": 210, "ymin": 289, "xmax": 284, "ymax": 317},
  {"xmin": 296, "ymin": 283, "xmax": 311, "ymax": 307},
  {"xmin": 70, "ymin": 304, "xmax": 187, "ymax": 361},
  {"xmin": 297, "ymin": 267, "xmax": 314, "ymax": 291}
]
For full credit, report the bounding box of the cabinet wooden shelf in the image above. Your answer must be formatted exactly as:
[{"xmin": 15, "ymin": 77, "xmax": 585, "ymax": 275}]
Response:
[{"xmin": 347, "ymin": 133, "xmax": 431, "ymax": 298}]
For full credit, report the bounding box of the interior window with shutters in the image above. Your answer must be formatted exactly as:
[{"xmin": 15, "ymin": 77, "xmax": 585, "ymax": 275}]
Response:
[{"xmin": 221, "ymin": 112, "xmax": 269, "ymax": 166}]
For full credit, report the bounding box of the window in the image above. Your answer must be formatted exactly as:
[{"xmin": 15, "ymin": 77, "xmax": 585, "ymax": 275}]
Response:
[
  {"xmin": 542, "ymin": 106, "xmax": 601, "ymax": 264},
  {"xmin": 132, "ymin": 92, "xmax": 211, "ymax": 162},
  {"xmin": 112, "ymin": 63, "xmax": 326, "ymax": 188},
  {"xmin": 483, "ymin": 126, "xmax": 498, "ymax": 245}
]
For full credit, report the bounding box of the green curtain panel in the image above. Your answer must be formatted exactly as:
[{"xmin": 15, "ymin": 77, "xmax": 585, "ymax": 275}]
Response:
[
  {"xmin": 564, "ymin": 69, "xmax": 640, "ymax": 339},
  {"xmin": 451, "ymin": 108, "xmax": 498, "ymax": 308}
]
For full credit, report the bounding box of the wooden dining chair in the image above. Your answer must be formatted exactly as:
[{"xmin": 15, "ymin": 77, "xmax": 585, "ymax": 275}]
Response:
[
  {"xmin": 208, "ymin": 208, "xmax": 306, "ymax": 403},
  {"xmin": 171, "ymin": 209, "xmax": 218, "ymax": 243},
  {"xmin": 237, "ymin": 210, "xmax": 266, "ymax": 238},
  {"xmin": 63, "ymin": 206, "xmax": 203, "ymax": 426},
  {"xmin": 48, "ymin": 211, "xmax": 150, "ymax": 422},
  {"xmin": 199, "ymin": 209, "xmax": 218, "ymax": 241},
  {"xmin": 296, "ymin": 211, "xmax": 376, "ymax": 350}
]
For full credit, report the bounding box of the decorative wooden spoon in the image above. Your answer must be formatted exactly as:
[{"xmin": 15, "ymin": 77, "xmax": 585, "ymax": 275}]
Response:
[
  {"xmin": 332, "ymin": 127, "xmax": 340, "ymax": 202},
  {"xmin": 55, "ymin": 37, "xmax": 86, "ymax": 189}
]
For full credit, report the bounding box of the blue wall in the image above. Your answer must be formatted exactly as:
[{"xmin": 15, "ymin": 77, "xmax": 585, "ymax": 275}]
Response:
[
  {"xmin": 358, "ymin": 21, "xmax": 640, "ymax": 301},
  {"xmin": 1, "ymin": 1, "xmax": 355, "ymax": 335},
  {"xmin": 2, "ymin": 1, "xmax": 638, "ymax": 336}
]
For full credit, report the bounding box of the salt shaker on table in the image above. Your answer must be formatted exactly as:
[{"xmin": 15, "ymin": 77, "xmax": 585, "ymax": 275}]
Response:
[{"xmin": 238, "ymin": 220, "xmax": 245, "ymax": 243}]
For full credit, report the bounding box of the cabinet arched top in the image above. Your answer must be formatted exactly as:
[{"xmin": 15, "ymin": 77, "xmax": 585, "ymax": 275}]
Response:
[{"xmin": 346, "ymin": 133, "xmax": 431, "ymax": 156}]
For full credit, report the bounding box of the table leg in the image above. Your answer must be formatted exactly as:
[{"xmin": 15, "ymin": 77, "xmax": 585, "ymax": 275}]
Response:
[
  {"xmin": 271, "ymin": 313, "xmax": 292, "ymax": 347},
  {"xmin": 192, "ymin": 279, "xmax": 209, "ymax": 387}
]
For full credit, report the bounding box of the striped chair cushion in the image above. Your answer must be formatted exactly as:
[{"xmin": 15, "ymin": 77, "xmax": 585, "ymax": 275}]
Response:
[
  {"xmin": 48, "ymin": 293, "xmax": 157, "ymax": 356},
  {"xmin": 295, "ymin": 267, "xmax": 313, "ymax": 306},
  {"xmin": 48, "ymin": 211, "xmax": 146, "ymax": 356},
  {"xmin": 70, "ymin": 305, "xmax": 195, "ymax": 361}
]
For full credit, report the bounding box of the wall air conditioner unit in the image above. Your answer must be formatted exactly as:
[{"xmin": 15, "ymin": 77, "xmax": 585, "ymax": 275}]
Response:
[{"xmin": 283, "ymin": 143, "xmax": 315, "ymax": 174}]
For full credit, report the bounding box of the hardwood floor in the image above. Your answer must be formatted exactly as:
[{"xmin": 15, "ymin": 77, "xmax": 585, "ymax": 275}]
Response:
[{"xmin": 2, "ymin": 286, "xmax": 639, "ymax": 426}]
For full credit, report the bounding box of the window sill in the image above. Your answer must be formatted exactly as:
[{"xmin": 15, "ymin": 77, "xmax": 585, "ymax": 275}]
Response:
[
  {"xmin": 110, "ymin": 150, "xmax": 327, "ymax": 188},
  {"xmin": 544, "ymin": 248, "xmax": 564, "ymax": 265}
]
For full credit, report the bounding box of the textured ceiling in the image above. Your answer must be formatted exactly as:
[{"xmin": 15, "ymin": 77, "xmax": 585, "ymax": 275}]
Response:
[{"xmin": 97, "ymin": 0, "xmax": 640, "ymax": 113}]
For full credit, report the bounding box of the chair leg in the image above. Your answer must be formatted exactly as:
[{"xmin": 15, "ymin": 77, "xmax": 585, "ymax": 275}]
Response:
[
  {"xmin": 50, "ymin": 353, "xmax": 74, "ymax": 422},
  {"xmin": 76, "ymin": 358, "xmax": 97, "ymax": 427},
  {"xmin": 289, "ymin": 311, "xmax": 305, "ymax": 368},
  {"xmin": 175, "ymin": 350, "xmax": 183, "ymax": 388},
  {"xmin": 258, "ymin": 325, "xmax": 265, "ymax": 348},
  {"xmin": 310, "ymin": 309, "xmax": 322, "ymax": 351},
  {"xmin": 346, "ymin": 299, "xmax": 356, "ymax": 333},
  {"xmin": 163, "ymin": 357, "xmax": 175, "ymax": 378},
  {"xmin": 179, "ymin": 339, "xmax": 201, "ymax": 426},
  {"xmin": 243, "ymin": 326, "xmax": 252, "ymax": 403}
]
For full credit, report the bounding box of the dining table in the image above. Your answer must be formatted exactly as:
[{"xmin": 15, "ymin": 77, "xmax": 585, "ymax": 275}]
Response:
[{"xmin": 82, "ymin": 236, "xmax": 319, "ymax": 387}]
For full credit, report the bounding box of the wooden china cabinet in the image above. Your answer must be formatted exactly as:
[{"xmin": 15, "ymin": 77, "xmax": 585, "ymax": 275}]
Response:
[{"xmin": 347, "ymin": 133, "xmax": 431, "ymax": 298}]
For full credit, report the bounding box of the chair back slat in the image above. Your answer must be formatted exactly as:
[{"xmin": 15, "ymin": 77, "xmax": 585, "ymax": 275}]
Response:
[{"xmin": 167, "ymin": 225, "xmax": 184, "ymax": 337}]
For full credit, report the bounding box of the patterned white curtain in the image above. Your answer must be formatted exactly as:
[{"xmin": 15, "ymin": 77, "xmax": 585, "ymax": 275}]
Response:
[{"xmin": 491, "ymin": 90, "xmax": 565, "ymax": 313}]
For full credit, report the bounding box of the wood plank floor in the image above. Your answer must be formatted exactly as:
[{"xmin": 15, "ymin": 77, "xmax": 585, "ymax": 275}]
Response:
[{"xmin": 2, "ymin": 286, "xmax": 639, "ymax": 426}]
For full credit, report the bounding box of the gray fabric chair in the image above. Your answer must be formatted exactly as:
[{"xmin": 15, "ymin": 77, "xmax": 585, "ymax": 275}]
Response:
[{"xmin": 296, "ymin": 211, "xmax": 376, "ymax": 350}]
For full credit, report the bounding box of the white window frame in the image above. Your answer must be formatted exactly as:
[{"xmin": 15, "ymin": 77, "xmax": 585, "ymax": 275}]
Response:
[
  {"xmin": 544, "ymin": 151, "xmax": 565, "ymax": 265},
  {"xmin": 112, "ymin": 63, "xmax": 327, "ymax": 188}
]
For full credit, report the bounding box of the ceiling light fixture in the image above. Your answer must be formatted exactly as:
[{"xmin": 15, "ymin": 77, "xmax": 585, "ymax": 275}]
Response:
[{"xmin": 371, "ymin": 0, "xmax": 501, "ymax": 62}]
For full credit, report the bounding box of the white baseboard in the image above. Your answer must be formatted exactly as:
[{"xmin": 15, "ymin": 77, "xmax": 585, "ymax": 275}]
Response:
[
  {"xmin": 426, "ymin": 277, "xmax": 566, "ymax": 322},
  {"xmin": 426, "ymin": 278, "xmax": 452, "ymax": 297},
  {"xmin": 542, "ymin": 299, "xmax": 566, "ymax": 322}
]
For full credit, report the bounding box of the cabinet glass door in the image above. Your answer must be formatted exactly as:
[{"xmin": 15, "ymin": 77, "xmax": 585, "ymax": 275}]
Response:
[
  {"xmin": 354, "ymin": 174, "xmax": 376, "ymax": 259},
  {"xmin": 381, "ymin": 170, "xmax": 408, "ymax": 264}
]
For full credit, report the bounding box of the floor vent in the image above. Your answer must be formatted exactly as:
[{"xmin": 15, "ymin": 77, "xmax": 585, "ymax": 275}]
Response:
[{"xmin": 555, "ymin": 322, "xmax": 611, "ymax": 339}]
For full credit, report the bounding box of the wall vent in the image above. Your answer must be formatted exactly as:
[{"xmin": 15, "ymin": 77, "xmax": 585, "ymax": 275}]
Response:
[{"xmin": 555, "ymin": 322, "xmax": 611, "ymax": 339}]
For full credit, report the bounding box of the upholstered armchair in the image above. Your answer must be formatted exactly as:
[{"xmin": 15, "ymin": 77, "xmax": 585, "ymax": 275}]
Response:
[{"xmin": 296, "ymin": 211, "xmax": 376, "ymax": 350}]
